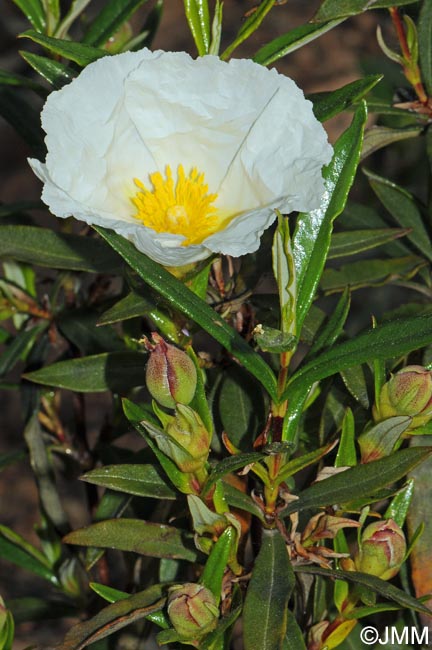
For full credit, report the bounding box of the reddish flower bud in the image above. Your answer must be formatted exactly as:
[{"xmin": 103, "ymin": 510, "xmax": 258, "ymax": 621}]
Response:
[
  {"xmin": 374, "ymin": 365, "xmax": 432, "ymax": 429},
  {"xmin": 355, "ymin": 519, "xmax": 406, "ymax": 581},
  {"xmin": 146, "ymin": 334, "xmax": 197, "ymax": 408},
  {"xmin": 167, "ymin": 583, "xmax": 219, "ymax": 640}
]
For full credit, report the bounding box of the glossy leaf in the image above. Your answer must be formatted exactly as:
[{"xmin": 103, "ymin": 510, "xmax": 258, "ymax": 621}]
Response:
[
  {"xmin": 12, "ymin": 0, "xmax": 46, "ymax": 32},
  {"xmin": 82, "ymin": 0, "xmax": 149, "ymax": 47},
  {"xmin": 285, "ymin": 312, "xmax": 432, "ymax": 400},
  {"xmin": 243, "ymin": 529, "xmax": 295, "ymax": 650},
  {"xmin": 20, "ymin": 50, "xmax": 75, "ymax": 88},
  {"xmin": 294, "ymin": 565, "xmax": 431, "ymax": 615},
  {"xmin": 222, "ymin": 482, "xmax": 265, "ymax": 521},
  {"xmin": 340, "ymin": 364, "xmax": 370, "ymax": 409},
  {"xmin": 24, "ymin": 351, "xmax": 147, "ymax": 392},
  {"xmin": 97, "ymin": 291, "xmax": 154, "ymax": 325},
  {"xmin": 221, "ymin": 0, "xmax": 276, "ymax": 60},
  {"xmin": 361, "ymin": 125, "xmax": 423, "ymax": 160},
  {"xmin": 56, "ymin": 585, "xmax": 165, "ymax": 650},
  {"xmin": 0, "ymin": 226, "xmax": 121, "ymax": 272},
  {"xmin": 328, "ymin": 228, "xmax": 410, "ymax": 259},
  {"xmin": 293, "ymin": 103, "xmax": 367, "ymax": 333},
  {"xmin": 95, "ymin": 226, "xmax": 278, "ymax": 400},
  {"xmin": 282, "ymin": 447, "xmax": 432, "ymax": 515},
  {"xmin": 313, "ymin": 0, "xmax": 418, "ymax": 22},
  {"xmin": 277, "ymin": 442, "xmax": 335, "ymax": 484},
  {"xmin": 64, "ymin": 518, "xmax": 199, "ymax": 562},
  {"xmin": 183, "ymin": 0, "xmax": 211, "ymax": 55},
  {"xmin": 253, "ymin": 20, "xmax": 345, "ymax": 67},
  {"xmin": 310, "ymin": 75, "xmax": 382, "ymax": 122},
  {"xmin": 202, "ymin": 452, "xmax": 265, "ymax": 496},
  {"xmin": 90, "ymin": 582, "xmax": 129, "ymax": 603},
  {"xmin": 385, "ymin": 479, "xmax": 414, "ymax": 527},
  {"xmin": 81, "ymin": 464, "xmax": 177, "ymax": 499},
  {"xmin": 419, "ymin": 0, "xmax": 432, "ymax": 96},
  {"xmin": 200, "ymin": 527, "xmax": 235, "ymax": 603},
  {"xmin": 309, "ymin": 288, "xmax": 350, "ymax": 355},
  {"xmin": 366, "ymin": 169, "xmax": 432, "ymax": 262},
  {"xmin": 0, "ymin": 524, "xmax": 57, "ymax": 585},
  {"xmin": 20, "ymin": 30, "xmax": 106, "ymax": 66}
]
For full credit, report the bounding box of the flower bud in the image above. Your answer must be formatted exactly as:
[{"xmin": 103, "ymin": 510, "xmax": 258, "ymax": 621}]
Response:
[
  {"xmin": 146, "ymin": 334, "xmax": 197, "ymax": 409},
  {"xmin": 167, "ymin": 583, "xmax": 219, "ymax": 640},
  {"xmin": 165, "ymin": 404, "xmax": 212, "ymax": 472},
  {"xmin": 355, "ymin": 519, "xmax": 406, "ymax": 581},
  {"xmin": 374, "ymin": 365, "xmax": 432, "ymax": 429}
]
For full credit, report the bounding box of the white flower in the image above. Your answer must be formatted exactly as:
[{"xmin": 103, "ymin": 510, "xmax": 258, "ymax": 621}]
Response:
[{"xmin": 29, "ymin": 49, "xmax": 332, "ymax": 267}]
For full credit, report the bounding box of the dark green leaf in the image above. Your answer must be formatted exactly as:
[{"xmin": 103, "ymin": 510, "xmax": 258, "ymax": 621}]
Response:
[
  {"xmin": 385, "ymin": 479, "xmax": 414, "ymax": 527},
  {"xmin": 221, "ymin": 0, "xmax": 276, "ymax": 60},
  {"xmin": 277, "ymin": 443, "xmax": 335, "ymax": 484},
  {"xmin": 20, "ymin": 30, "xmax": 106, "ymax": 66},
  {"xmin": 293, "ymin": 103, "xmax": 367, "ymax": 333},
  {"xmin": 285, "ymin": 312, "xmax": 432, "ymax": 400},
  {"xmin": 222, "ymin": 481, "xmax": 265, "ymax": 521},
  {"xmin": 64, "ymin": 519, "xmax": 199, "ymax": 561},
  {"xmin": 313, "ymin": 0, "xmax": 418, "ymax": 22},
  {"xmin": 284, "ymin": 610, "xmax": 307, "ymax": 649},
  {"xmin": 97, "ymin": 291, "xmax": 154, "ymax": 325},
  {"xmin": 200, "ymin": 526, "xmax": 235, "ymax": 603},
  {"xmin": 183, "ymin": 0, "xmax": 211, "ymax": 55},
  {"xmin": 57, "ymin": 585, "xmax": 165, "ymax": 650},
  {"xmin": 0, "ymin": 68, "xmax": 44, "ymax": 93},
  {"xmin": 282, "ymin": 447, "xmax": 432, "ymax": 515},
  {"xmin": 85, "ymin": 489, "xmax": 131, "ymax": 570},
  {"xmin": 310, "ymin": 75, "xmax": 382, "ymax": 122},
  {"xmin": 95, "ymin": 226, "xmax": 278, "ymax": 400},
  {"xmin": 340, "ymin": 364, "xmax": 370, "ymax": 409},
  {"xmin": 90, "ymin": 582, "xmax": 129, "ymax": 602},
  {"xmin": 322, "ymin": 256, "xmax": 425, "ymax": 293},
  {"xmin": 419, "ymin": 0, "xmax": 432, "ymax": 96},
  {"xmin": 0, "ymin": 524, "xmax": 57, "ymax": 585},
  {"xmin": 328, "ymin": 228, "xmax": 410, "ymax": 259},
  {"xmin": 366, "ymin": 170, "xmax": 432, "ymax": 261},
  {"xmin": 243, "ymin": 529, "xmax": 295, "ymax": 650},
  {"xmin": 361, "ymin": 125, "xmax": 423, "ymax": 160},
  {"xmin": 0, "ymin": 226, "xmax": 121, "ymax": 272},
  {"xmin": 294, "ymin": 565, "xmax": 431, "ymax": 615},
  {"xmin": 24, "ymin": 351, "xmax": 147, "ymax": 392},
  {"xmin": 202, "ymin": 453, "xmax": 265, "ymax": 496},
  {"xmin": 336, "ymin": 408, "xmax": 357, "ymax": 467},
  {"xmin": 57, "ymin": 309, "xmax": 124, "ymax": 353},
  {"xmin": 253, "ymin": 20, "xmax": 345, "ymax": 67},
  {"xmin": 82, "ymin": 0, "xmax": 149, "ymax": 47},
  {"xmin": 0, "ymin": 323, "xmax": 46, "ymax": 377},
  {"xmin": 12, "ymin": 0, "xmax": 45, "ymax": 31},
  {"xmin": 309, "ymin": 288, "xmax": 350, "ymax": 355},
  {"xmin": 0, "ymin": 88, "xmax": 44, "ymax": 155},
  {"xmin": 81, "ymin": 464, "xmax": 177, "ymax": 499},
  {"xmin": 20, "ymin": 50, "xmax": 75, "ymax": 88}
]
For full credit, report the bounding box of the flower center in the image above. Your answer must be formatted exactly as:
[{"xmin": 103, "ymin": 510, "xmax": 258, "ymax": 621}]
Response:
[{"xmin": 131, "ymin": 165, "xmax": 221, "ymax": 245}]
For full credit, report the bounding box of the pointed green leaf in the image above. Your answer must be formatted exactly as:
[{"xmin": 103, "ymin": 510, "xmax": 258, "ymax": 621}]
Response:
[
  {"xmin": 221, "ymin": 0, "xmax": 276, "ymax": 60},
  {"xmin": 419, "ymin": 0, "xmax": 432, "ymax": 96},
  {"xmin": 183, "ymin": 0, "xmax": 211, "ymax": 55},
  {"xmin": 361, "ymin": 125, "xmax": 423, "ymax": 160},
  {"xmin": 24, "ymin": 351, "xmax": 146, "ymax": 392},
  {"xmin": 64, "ymin": 519, "xmax": 199, "ymax": 562},
  {"xmin": 56, "ymin": 585, "xmax": 165, "ymax": 650},
  {"xmin": 272, "ymin": 213, "xmax": 296, "ymax": 336},
  {"xmin": 0, "ymin": 68, "xmax": 45, "ymax": 93},
  {"xmin": 385, "ymin": 479, "xmax": 414, "ymax": 527},
  {"xmin": 284, "ymin": 610, "xmax": 307, "ymax": 649},
  {"xmin": 202, "ymin": 453, "xmax": 265, "ymax": 496},
  {"xmin": 340, "ymin": 364, "xmax": 370, "ymax": 409},
  {"xmin": 95, "ymin": 226, "xmax": 278, "ymax": 400},
  {"xmin": 222, "ymin": 482, "xmax": 265, "ymax": 521},
  {"xmin": 0, "ymin": 323, "xmax": 47, "ymax": 377},
  {"xmin": 293, "ymin": 103, "xmax": 367, "ymax": 333},
  {"xmin": 0, "ymin": 225, "xmax": 121, "ymax": 272},
  {"xmin": 336, "ymin": 408, "xmax": 357, "ymax": 467},
  {"xmin": 309, "ymin": 288, "xmax": 350, "ymax": 355},
  {"xmin": 0, "ymin": 524, "xmax": 57, "ymax": 585},
  {"xmin": 81, "ymin": 464, "xmax": 177, "ymax": 499},
  {"xmin": 243, "ymin": 529, "xmax": 295, "ymax": 650},
  {"xmin": 313, "ymin": 0, "xmax": 418, "ymax": 23},
  {"xmin": 310, "ymin": 75, "xmax": 382, "ymax": 122},
  {"xmin": 12, "ymin": 0, "xmax": 46, "ymax": 31},
  {"xmin": 20, "ymin": 30, "xmax": 106, "ymax": 66},
  {"xmin": 97, "ymin": 290, "xmax": 156, "ymax": 325},
  {"xmin": 253, "ymin": 20, "xmax": 345, "ymax": 67},
  {"xmin": 277, "ymin": 442, "xmax": 335, "ymax": 484},
  {"xmin": 328, "ymin": 228, "xmax": 410, "ymax": 259},
  {"xmin": 20, "ymin": 50, "xmax": 75, "ymax": 88},
  {"xmin": 82, "ymin": 0, "xmax": 149, "ymax": 47},
  {"xmin": 200, "ymin": 527, "xmax": 235, "ymax": 603},
  {"xmin": 282, "ymin": 447, "xmax": 432, "ymax": 515}
]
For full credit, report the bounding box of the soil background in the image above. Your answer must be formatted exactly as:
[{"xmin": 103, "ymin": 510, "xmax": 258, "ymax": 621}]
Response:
[{"xmin": 0, "ymin": 1, "xmax": 398, "ymax": 647}]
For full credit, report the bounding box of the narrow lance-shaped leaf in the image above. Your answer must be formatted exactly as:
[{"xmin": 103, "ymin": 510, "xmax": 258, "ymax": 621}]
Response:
[
  {"xmin": 328, "ymin": 228, "xmax": 411, "ymax": 259},
  {"xmin": 253, "ymin": 20, "xmax": 345, "ymax": 68},
  {"xmin": 183, "ymin": 0, "xmax": 211, "ymax": 56},
  {"xmin": 313, "ymin": 0, "xmax": 419, "ymax": 23},
  {"xmin": 82, "ymin": 0, "xmax": 149, "ymax": 47},
  {"xmin": 272, "ymin": 213, "xmax": 296, "ymax": 336},
  {"xmin": 0, "ymin": 524, "xmax": 58, "ymax": 585},
  {"xmin": 95, "ymin": 226, "xmax": 278, "ymax": 400},
  {"xmin": 56, "ymin": 585, "xmax": 166, "ymax": 650},
  {"xmin": 20, "ymin": 50, "xmax": 75, "ymax": 89},
  {"xmin": 221, "ymin": 0, "xmax": 276, "ymax": 60},
  {"xmin": 419, "ymin": 0, "xmax": 432, "ymax": 96},
  {"xmin": 81, "ymin": 464, "xmax": 178, "ymax": 499},
  {"xmin": 63, "ymin": 518, "xmax": 200, "ymax": 562},
  {"xmin": 310, "ymin": 75, "xmax": 382, "ymax": 122},
  {"xmin": 361, "ymin": 125, "xmax": 423, "ymax": 160},
  {"xmin": 293, "ymin": 103, "xmax": 367, "ymax": 333},
  {"xmin": 19, "ymin": 30, "xmax": 106, "ymax": 66},
  {"xmin": 243, "ymin": 528, "xmax": 295, "ymax": 650},
  {"xmin": 200, "ymin": 527, "xmax": 235, "ymax": 604},
  {"xmin": 282, "ymin": 446, "xmax": 432, "ymax": 515},
  {"xmin": 12, "ymin": 0, "xmax": 46, "ymax": 32}
]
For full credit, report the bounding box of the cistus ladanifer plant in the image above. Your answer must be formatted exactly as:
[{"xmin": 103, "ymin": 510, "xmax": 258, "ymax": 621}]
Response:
[{"xmin": 1, "ymin": 1, "xmax": 432, "ymax": 649}]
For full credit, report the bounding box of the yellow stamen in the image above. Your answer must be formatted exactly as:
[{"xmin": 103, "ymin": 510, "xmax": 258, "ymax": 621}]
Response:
[{"xmin": 131, "ymin": 165, "xmax": 222, "ymax": 245}]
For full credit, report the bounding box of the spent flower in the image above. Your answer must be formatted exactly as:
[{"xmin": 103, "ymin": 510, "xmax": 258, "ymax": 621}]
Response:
[{"xmin": 29, "ymin": 49, "xmax": 332, "ymax": 266}]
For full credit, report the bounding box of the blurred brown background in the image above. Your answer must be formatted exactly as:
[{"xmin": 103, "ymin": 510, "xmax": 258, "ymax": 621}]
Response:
[{"xmin": 0, "ymin": 1, "xmax": 391, "ymax": 646}]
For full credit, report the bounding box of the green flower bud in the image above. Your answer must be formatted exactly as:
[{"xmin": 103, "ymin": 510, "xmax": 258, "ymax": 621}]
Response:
[
  {"xmin": 146, "ymin": 334, "xmax": 197, "ymax": 409},
  {"xmin": 167, "ymin": 583, "xmax": 219, "ymax": 640},
  {"xmin": 165, "ymin": 404, "xmax": 211, "ymax": 473},
  {"xmin": 374, "ymin": 365, "xmax": 432, "ymax": 429},
  {"xmin": 355, "ymin": 519, "xmax": 406, "ymax": 581}
]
